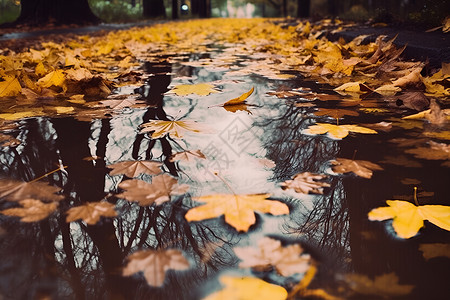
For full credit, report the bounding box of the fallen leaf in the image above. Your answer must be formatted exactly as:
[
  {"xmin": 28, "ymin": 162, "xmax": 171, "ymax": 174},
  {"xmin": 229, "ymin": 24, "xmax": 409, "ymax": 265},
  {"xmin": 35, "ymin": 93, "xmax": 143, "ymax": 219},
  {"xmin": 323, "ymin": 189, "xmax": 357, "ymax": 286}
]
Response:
[
  {"xmin": 395, "ymin": 91, "xmax": 429, "ymax": 111},
  {"xmin": 0, "ymin": 199, "xmax": 58, "ymax": 222},
  {"xmin": 392, "ymin": 67, "xmax": 423, "ymax": 88},
  {"xmin": 334, "ymin": 82, "xmax": 372, "ymax": 94},
  {"xmin": 223, "ymin": 87, "xmax": 254, "ymax": 106},
  {"xmin": 37, "ymin": 69, "xmax": 66, "ymax": 90},
  {"xmin": 0, "ymin": 179, "xmax": 64, "ymax": 202},
  {"xmin": 313, "ymin": 108, "xmax": 359, "ymax": 119},
  {"xmin": 169, "ymin": 150, "xmax": 206, "ymax": 162},
  {"xmin": 380, "ymin": 155, "xmax": 422, "ymax": 168},
  {"xmin": 405, "ymin": 141, "xmax": 450, "ymax": 165},
  {"xmin": 280, "ymin": 172, "xmax": 330, "ymax": 194},
  {"xmin": 203, "ymin": 276, "xmax": 287, "ymax": 300},
  {"xmin": 419, "ymin": 243, "xmax": 450, "ymax": 260},
  {"xmin": 140, "ymin": 119, "xmax": 207, "ymax": 139},
  {"xmin": 117, "ymin": 174, "xmax": 189, "ymax": 206},
  {"xmin": 303, "ymin": 123, "xmax": 377, "ymax": 139},
  {"xmin": 330, "ymin": 158, "xmax": 383, "ymax": 179},
  {"xmin": 402, "ymin": 100, "xmax": 450, "ymax": 124},
  {"xmin": 66, "ymin": 201, "xmax": 117, "ymax": 225},
  {"xmin": 185, "ymin": 193, "xmax": 289, "ymax": 232},
  {"xmin": 368, "ymin": 200, "xmax": 450, "ymax": 238},
  {"xmin": 234, "ymin": 237, "xmax": 310, "ymax": 276},
  {"xmin": 374, "ymin": 84, "xmax": 401, "ymax": 96},
  {"xmin": 123, "ymin": 249, "xmax": 190, "ymax": 286},
  {"xmin": 0, "ymin": 76, "xmax": 22, "ymax": 97},
  {"xmin": 100, "ymin": 98, "xmax": 147, "ymax": 110},
  {"xmin": 107, "ymin": 160, "xmax": 162, "ymax": 178},
  {"xmin": 345, "ymin": 272, "xmax": 414, "ymax": 297},
  {"xmin": 171, "ymin": 83, "xmax": 219, "ymax": 96}
]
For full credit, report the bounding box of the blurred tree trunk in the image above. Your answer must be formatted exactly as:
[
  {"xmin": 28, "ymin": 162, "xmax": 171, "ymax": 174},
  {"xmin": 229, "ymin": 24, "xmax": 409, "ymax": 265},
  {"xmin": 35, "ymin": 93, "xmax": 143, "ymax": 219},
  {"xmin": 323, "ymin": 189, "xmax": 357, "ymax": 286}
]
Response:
[
  {"xmin": 172, "ymin": 0, "xmax": 179, "ymax": 19},
  {"xmin": 192, "ymin": 0, "xmax": 210, "ymax": 17},
  {"xmin": 143, "ymin": 0, "xmax": 166, "ymax": 18},
  {"xmin": 282, "ymin": 0, "xmax": 287, "ymax": 17},
  {"xmin": 297, "ymin": 0, "xmax": 310, "ymax": 18},
  {"xmin": 13, "ymin": 0, "xmax": 99, "ymax": 25}
]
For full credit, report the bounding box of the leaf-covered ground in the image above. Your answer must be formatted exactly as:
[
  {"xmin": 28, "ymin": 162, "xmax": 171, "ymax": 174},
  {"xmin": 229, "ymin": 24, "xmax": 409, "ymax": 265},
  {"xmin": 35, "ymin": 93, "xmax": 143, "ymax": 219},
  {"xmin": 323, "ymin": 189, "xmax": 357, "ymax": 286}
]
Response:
[{"xmin": 0, "ymin": 18, "xmax": 449, "ymax": 299}]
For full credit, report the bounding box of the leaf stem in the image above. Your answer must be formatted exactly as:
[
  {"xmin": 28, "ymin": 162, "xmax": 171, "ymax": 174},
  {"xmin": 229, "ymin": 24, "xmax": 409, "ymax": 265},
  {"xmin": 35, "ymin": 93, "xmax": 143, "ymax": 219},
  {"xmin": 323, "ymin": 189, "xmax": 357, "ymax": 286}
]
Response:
[
  {"xmin": 351, "ymin": 149, "xmax": 357, "ymax": 160},
  {"xmin": 287, "ymin": 265, "xmax": 317, "ymax": 299},
  {"xmin": 413, "ymin": 186, "xmax": 419, "ymax": 206},
  {"xmin": 214, "ymin": 172, "xmax": 237, "ymax": 196},
  {"xmin": 29, "ymin": 165, "xmax": 68, "ymax": 183}
]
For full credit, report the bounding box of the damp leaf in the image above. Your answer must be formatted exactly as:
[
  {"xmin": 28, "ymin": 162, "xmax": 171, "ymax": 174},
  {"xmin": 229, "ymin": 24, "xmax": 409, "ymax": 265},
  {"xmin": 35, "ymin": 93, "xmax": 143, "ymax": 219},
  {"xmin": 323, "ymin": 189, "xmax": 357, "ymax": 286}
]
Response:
[
  {"xmin": 303, "ymin": 123, "xmax": 377, "ymax": 139},
  {"xmin": 313, "ymin": 108, "xmax": 359, "ymax": 119},
  {"xmin": 334, "ymin": 82, "xmax": 372, "ymax": 94},
  {"xmin": 223, "ymin": 87, "xmax": 254, "ymax": 106},
  {"xmin": 169, "ymin": 150, "xmax": 206, "ymax": 162},
  {"xmin": 107, "ymin": 160, "xmax": 162, "ymax": 178},
  {"xmin": 0, "ymin": 76, "xmax": 22, "ymax": 97},
  {"xmin": 37, "ymin": 69, "xmax": 66, "ymax": 90},
  {"xmin": 117, "ymin": 174, "xmax": 189, "ymax": 206},
  {"xmin": 234, "ymin": 237, "xmax": 310, "ymax": 276},
  {"xmin": 171, "ymin": 83, "xmax": 219, "ymax": 96},
  {"xmin": 419, "ymin": 243, "xmax": 450, "ymax": 260},
  {"xmin": 0, "ymin": 199, "xmax": 58, "ymax": 222},
  {"xmin": 123, "ymin": 249, "xmax": 190, "ymax": 286},
  {"xmin": 405, "ymin": 141, "xmax": 450, "ymax": 166},
  {"xmin": 140, "ymin": 120, "xmax": 208, "ymax": 139},
  {"xmin": 345, "ymin": 272, "xmax": 414, "ymax": 297},
  {"xmin": 280, "ymin": 172, "xmax": 330, "ymax": 194},
  {"xmin": 185, "ymin": 193, "xmax": 289, "ymax": 232},
  {"xmin": 368, "ymin": 200, "xmax": 450, "ymax": 239},
  {"xmin": 0, "ymin": 179, "xmax": 64, "ymax": 202},
  {"xmin": 66, "ymin": 201, "xmax": 117, "ymax": 225},
  {"xmin": 330, "ymin": 158, "xmax": 383, "ymax": 179},
  {"xmin": 203, "ymin": 276, "xmax": 288, "ymax": 300}
]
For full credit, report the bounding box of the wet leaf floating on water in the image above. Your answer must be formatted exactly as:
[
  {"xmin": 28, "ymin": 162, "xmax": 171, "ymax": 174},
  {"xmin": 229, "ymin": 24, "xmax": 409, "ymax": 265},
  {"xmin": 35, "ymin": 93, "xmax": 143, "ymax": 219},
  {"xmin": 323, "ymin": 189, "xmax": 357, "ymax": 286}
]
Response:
[
  {"xmin": 303, "ymin": 123, "xmax": 377, "ymax": 139},
  {"xmin": 330, "ymin": 158, "xmax": 383, "ymax": 179},
  {"xmin": 419, "ymin": 243, "xmax": 450, "ymax": 260},
  {"xmin": 368, "ymin": 200, "xmax": 450, "ymax": 239},
  {"xmin": 402, "ymin": 100, "xmax": 450, "ymax": 124},
  {"xmin": 66, "ymin": 201, "xmax": 117, "ymax": 225},
  {"xmin": 185, "ymin": 193, "xmax": 289, "ymax": 232},
  {"xmin": 223, "ymin": 87, "xmax": 254, "ymax": 106},
  {"xmin": 203, "ymin": 276, "xmax": 287, "ymax": 300},
  {"xmin": 344, "ymin": 272, "xmax": 414, "ymax": 297},
  {"xmin": 117, "ymin": 174, "xmax": 189, "ymax": 206},
  {"xmin": 140, "ymin": 119, "xmax": 208, "ymax": 139},
  {"xmin": 170, "ymin": 83, "xmax": 219, "ymax": 96},
  {"xmin": 280, "ymin": 172, "xmax": 330, "ymax": 194},
  {"xmin": 234, "ymin": 237, "xmax": 311, "ymax": 276},
  {"xmin": 169, "ymin": 149, "xmax": 206, "ymax": 162},
  {"xmin": 0, "ymin": 179, "xmax": 64, "ymax": 202},
  {"xmin": 107, "ymin": 160, "xmax": 162, "ymax": 178},
  {"xmin": 0, "ymin": 199, "xmax": 58, "ymax": 222},
  {"xmin": 334, "ymin": 82, "xmax": 372, "ymax": 95},
  {"xmin": 100, "ymin": 98, "xmax": 147, "ymax": 110},
  {"xmin": 405, "ymin": 141, "xmax": 450, "ymax": 167},
  {"xmin": 123, "ymin": 249, "xmax": 190, "ymax": 287},
  {"xmin": 313, "ymin": 108, "xmax": 359, "ymax": 119},
  {"xmin": 0, "ymin": 76, "xmax": 22, "ymax": 97}
]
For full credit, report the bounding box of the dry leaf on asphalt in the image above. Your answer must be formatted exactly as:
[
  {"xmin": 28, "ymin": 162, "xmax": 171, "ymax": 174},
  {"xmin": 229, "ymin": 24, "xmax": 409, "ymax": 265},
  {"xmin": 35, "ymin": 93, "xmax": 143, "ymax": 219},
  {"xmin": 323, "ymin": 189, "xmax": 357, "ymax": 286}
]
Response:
[
  {"xmin": 203, "ymin": 276, "xmax": 287, "ymax": 300},
  {"xmin": 0, "ymin": 199, "xmax": 58, "ymax": 222},
  {"xmin": 185, "ymin": 193, "xmax": 289, "ymax": 232},
  {"xmin": 140, "ymin": 119, "xmax": 208, "ymax": 139},
  {"xmin": 345, "ymin": 272, "xmax": 414, "ymax": 297},
  {"xmin": 368, "ymin": 200, "xmax": 450, "ymax": 239},
  {"xmin": 280, "ymin": 172, "xmax": 330, "ymax": 194},
  {"xmin": 123, "ymin": 249, "xmax": 190, "ymax": 286},
  {"xmin": 303, "ymin": 123, "xmax": 377, "ymax": 139},
  {"xmin": 234, "ymin": 237, "xmax": 310, "ymax": 276},
  {"xmin": 117, "ymin": 174, "xmax": 189, "ymax": 206},
  {"xmin": 0, "ymin": 179, "xmax": 64, "ymax": 202},
  {"xmin": 107, "ymin": 160, "xmax": 162, "ymax": 177},
  {"xmin": 66, "ymin": 201, "xmax": 117, "ymax": 225},
  {"xmin": 330, "ymin": 158, "xmax": 383, "ymax": 179}
]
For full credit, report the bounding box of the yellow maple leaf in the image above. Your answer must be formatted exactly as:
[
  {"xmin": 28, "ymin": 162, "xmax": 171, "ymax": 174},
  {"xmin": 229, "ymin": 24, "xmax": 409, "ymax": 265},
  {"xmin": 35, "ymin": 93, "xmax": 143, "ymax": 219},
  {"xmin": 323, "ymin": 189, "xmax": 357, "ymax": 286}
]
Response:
[
  {"xmin": 0, "ymin": 76, "xmax": 22, "ymax": 97},
  {"xmin": 140, "ymin": 119, "xmax": 208, "ymax": 139},
  {"xmin": 171, "ymin": 83, "xmax": 219, "ymax": 96},
  {"xmin": 35, "ymin": 62, "xmax": 47, "ymax": 77},
  {"xmin": 203, "ymin": 276, "xmax": 287, "ymax": 300},
  {"xmin": 368, "ymin": 200, "xmax": 450, "ymax": 239},
  {"xmin": 303, "ymin": 123, "xmax": 377, "ymax": 139},
  {"xmin": 37, "ymin": 69, "xmax": 66, "ymax": 91},
  {"xmin": 223, "ymin": 87, "xmax": 254, "ymax": 106},
  {"xmin": 334, "ymin": 81, "xmax": 372, "ymax": 94},
  {"xmin": 185, "ymin": 193, "xmax": 289, "ymax": 232}
]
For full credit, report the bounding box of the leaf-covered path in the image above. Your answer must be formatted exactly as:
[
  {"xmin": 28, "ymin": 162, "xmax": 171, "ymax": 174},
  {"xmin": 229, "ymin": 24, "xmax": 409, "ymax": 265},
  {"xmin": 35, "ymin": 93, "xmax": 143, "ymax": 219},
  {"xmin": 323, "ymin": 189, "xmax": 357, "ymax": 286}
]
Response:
[{"xmin": 0, "ymin": 18, "xmax": 449, "ymax": 299}]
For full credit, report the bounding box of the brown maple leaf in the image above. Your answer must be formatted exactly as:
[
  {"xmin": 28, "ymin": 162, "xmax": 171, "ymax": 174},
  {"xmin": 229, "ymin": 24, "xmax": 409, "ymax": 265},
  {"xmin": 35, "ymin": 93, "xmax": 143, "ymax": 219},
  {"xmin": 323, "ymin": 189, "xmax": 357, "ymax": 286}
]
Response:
[
  {"xmin": 0, "ymin": 199, "xmax": 58, "ymax": 222},
  {"xmin": 107, "ymin": 160, "xmax": 162, "ymax": 178},
  {"xmin": 122, "ymin": 249, "xmax": 190, "ymax": 286},
  {"xmin": 405, "ymin": 141, "xmax": 450, "ymax": 166},
  {"xmin": 168, "ymin": 150, "xmax": 206, "ymax": 162},
  {"xmin": 280, "ymin": 172, "xmax": 330, "ymax": 194},
  {"xmin": 0, "ymin": 179, "xmax": 64, "ymax": 202},
  {"xmin": 117, "ymin": 174, "xmax": 189, "ymax": 206},
  {"xmin": 66, "ymin": 201, "xmax": 117, "ymax": 225},
  {"xmin": 234, "ymin": 237, "xmax": 311, "ymax": 276},
  {"xmin": 100, "ymin": 98, "xmax": 147, "ymax": 110},
  {"xmin": 330, "ymin": 158, "xmax": 383, "ymax": 179},
  {"xmin": 345, "ymin": 272, "xmax": 414, "ymax": 297}
]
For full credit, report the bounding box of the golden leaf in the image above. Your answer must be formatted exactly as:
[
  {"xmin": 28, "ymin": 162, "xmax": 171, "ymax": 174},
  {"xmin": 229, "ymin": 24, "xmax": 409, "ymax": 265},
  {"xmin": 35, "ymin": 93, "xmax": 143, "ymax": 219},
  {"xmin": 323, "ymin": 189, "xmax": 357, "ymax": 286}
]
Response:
[
  {"xmin": 123, "ymin": 249, "xmax": 190, "ymax": 286},
  {"xmin": 234, "ymin": 237, "xmax": 310, "ymax": 276},
  {"xmin": 203, "ymin": 276, "xmax": 287, "ymax": 300},
  {"xmin": 334, "ymin": 82, "xmax": 371, "ymax": 94},
  {"xmin": 280, "ymin": 172, "xmax": 330, "ymax": 194},
  {"xmin": 330, "ymin": 158, "xmax": 383, "ymax": 179},
  {"xmin": 345, "ymin": 272, "xmax": 413, "ymax": 297},
  {"xmin": 107, "ymin": 160, "xmax": 162, "ymax": 177},
  {"xmin": 185, "ymin": 193, "xmax": 289, "ymax": 232},
  {"xmin": 223, "ymin": 87, "xmax": 254, "ymax": 106},
  {"xmin": 303, "ymin": 123, "xmax": 377, "ymax": 139},
  {"xmin": 140, "ymin": 119, "xmax": 208, "ymax": 139},
  {"xmin": 368, "ymin": 200, "xmax": 450, "ymax": 238},
  {"xmin": 171, "ymin": 83, "xmax": 219, "ymax": 96},
  {"xmin": 0, "ymin": 199, "xmax": 58, "ymax": 222},
  {"xmin": 66, "ymin": 201, "xmax": 117, "ymax": 225},
  {"xmin": 0, "ymin": 76, "xmax": 22, "ymax": 97}
]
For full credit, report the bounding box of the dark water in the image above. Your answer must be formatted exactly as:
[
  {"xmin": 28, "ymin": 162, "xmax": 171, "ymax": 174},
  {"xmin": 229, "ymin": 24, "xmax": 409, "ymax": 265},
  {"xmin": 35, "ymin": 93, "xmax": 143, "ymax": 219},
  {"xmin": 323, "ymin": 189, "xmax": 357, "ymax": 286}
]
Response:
[{"xmin": 0, "ymin": 48, "xmax": 449, "ymax": 300}]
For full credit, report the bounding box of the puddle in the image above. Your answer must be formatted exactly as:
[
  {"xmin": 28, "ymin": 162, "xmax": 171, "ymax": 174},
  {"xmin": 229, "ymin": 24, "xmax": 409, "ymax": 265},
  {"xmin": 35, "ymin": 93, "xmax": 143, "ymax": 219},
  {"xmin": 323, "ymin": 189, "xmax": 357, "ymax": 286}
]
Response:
[{"xmin": 0, "ymin": 46, "xmax": 449, "ymax": 300}]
